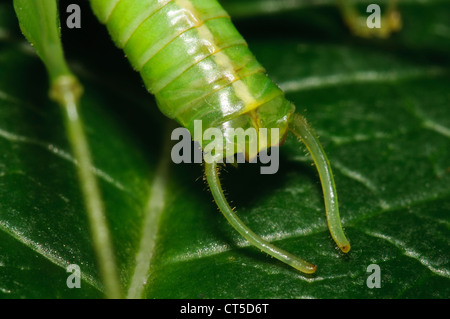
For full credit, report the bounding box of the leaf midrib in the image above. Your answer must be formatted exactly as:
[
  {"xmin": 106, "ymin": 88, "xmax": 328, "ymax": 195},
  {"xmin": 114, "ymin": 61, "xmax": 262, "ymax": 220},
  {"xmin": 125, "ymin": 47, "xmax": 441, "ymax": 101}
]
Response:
[{"xmin": 127, "ymin": 136, "xmax": 171, "ymax": 299}]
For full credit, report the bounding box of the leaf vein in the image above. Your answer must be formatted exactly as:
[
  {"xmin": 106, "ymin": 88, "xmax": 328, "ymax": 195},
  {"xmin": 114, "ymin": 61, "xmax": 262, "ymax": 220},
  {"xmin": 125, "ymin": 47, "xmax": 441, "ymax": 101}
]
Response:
[
  {"xmin": 361, "ymin": 229, "xmax": 450, "ymax": 279},
  {"xmin": 279, "ymin": 67, "xmax": 445, "ymax": 93},
  {"xmin": 0, "ymin": 220, "xmax": 102, "ymax": 291},
  {"xmin": 127, "ymin": 130, "xmax": 171, "ymax": 299},
  {"xmin": 0, "ymin": 127, "xmax": 127, "ymax": 192}
]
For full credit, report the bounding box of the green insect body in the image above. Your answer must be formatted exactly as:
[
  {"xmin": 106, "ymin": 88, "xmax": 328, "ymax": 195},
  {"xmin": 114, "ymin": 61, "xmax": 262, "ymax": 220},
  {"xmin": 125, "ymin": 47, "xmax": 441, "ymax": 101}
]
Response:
[
  {"xmin": 91, "ymin": 0, "xmax": 293, "ymax": 159},
  {"xmin": 89, "ymin": 0, "xmax": 350, "ymax": 274},
  {"xmin": 14, "ymin": 0, "xmax": 351, "ymax": 280}
]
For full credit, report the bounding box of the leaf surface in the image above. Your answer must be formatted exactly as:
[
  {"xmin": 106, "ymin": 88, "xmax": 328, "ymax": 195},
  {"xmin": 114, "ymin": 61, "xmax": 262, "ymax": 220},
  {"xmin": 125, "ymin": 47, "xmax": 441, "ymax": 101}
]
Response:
[{"xmin": 0, "ymin": 0, "xmax": 448, "ymax": 298}]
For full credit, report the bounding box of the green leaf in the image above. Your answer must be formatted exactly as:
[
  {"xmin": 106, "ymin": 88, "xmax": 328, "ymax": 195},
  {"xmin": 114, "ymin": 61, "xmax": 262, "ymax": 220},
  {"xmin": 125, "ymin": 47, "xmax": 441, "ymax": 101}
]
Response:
[{"xmin": 1, "ymin": 0, "xmax": 449, "ymax": 298}]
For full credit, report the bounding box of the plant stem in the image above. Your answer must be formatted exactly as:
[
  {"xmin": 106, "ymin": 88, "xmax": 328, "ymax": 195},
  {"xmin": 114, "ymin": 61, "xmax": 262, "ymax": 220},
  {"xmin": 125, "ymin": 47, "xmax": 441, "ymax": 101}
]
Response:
[
  {"xmin": 50, "ymin": 76, "xmax": 122, "ymax": 299},
  {"xmin": 50, "ymin": 76, "xmax": 122, "ymax": 298}
]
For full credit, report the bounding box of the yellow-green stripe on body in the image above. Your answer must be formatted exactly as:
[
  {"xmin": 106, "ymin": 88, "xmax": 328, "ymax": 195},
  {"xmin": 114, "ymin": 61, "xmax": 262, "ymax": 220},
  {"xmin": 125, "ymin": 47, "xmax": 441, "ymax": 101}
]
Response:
[{"xmin": 90, "ymin": 0, "xmax": 294, "ymax": 157}]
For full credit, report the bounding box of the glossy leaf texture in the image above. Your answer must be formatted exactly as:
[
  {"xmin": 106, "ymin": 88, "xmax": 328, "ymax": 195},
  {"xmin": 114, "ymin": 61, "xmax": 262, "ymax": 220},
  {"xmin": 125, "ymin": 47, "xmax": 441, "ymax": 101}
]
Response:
[{"xmin": 0, "ymin": 0, "xmax": 449, "ymax": 298}]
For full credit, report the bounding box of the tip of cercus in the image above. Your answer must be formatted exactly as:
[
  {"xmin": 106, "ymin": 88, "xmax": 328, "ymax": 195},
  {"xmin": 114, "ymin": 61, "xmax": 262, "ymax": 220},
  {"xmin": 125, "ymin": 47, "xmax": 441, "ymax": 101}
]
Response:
[{"xmin": 341, "ymin": 244, "xmax": 351, "ymax": 253}]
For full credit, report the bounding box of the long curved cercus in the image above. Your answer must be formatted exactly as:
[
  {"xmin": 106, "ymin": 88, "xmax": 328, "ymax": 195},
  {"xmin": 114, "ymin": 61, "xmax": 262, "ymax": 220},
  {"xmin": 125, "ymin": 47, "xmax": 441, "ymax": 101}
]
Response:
[
  {"xmin": 289, "ymin": 113, "xmax": 350, "ymax": 253},
  {"xmin": 204, "ymin": 160, "xmax": 317, "ymax": 274},
  {"xmin": 204, "ymin": 113, "xmax": 350, "ymax": 274}
]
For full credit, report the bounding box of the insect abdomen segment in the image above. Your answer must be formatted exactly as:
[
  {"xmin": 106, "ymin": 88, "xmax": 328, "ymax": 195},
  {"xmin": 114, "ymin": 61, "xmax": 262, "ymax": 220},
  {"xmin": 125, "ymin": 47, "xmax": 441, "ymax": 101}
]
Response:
[{"xmin": 91, "ymin": 0, "xmax": 294, "ymax": 153}]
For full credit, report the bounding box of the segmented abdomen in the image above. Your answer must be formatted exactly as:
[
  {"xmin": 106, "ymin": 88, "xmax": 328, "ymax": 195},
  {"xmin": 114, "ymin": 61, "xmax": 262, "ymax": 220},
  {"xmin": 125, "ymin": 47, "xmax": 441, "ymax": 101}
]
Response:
[{"xmin": 91, "ymin": 0, "xmax": 292, "ymax": 137}]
